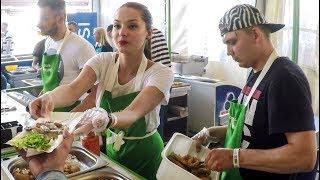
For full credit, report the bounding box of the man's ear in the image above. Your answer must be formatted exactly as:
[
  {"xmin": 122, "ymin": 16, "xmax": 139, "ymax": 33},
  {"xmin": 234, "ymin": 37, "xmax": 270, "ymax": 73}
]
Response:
[
  {"xmin": 251, "ymin": 27, "xmax": 264, "ymax": 42},
  {"xmin": 147, "ymin": 29, "xmax": 152, "ymax": 39},
  {"xmin": 57, "ymin": 12, "xmax": 66, "ymax": 24}
]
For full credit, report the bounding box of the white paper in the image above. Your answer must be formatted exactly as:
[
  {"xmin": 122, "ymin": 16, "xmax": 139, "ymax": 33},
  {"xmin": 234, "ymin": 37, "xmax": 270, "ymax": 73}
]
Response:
[{"xmin": 7, "ymin": 112, "xmax": 83, "ymax": 157}]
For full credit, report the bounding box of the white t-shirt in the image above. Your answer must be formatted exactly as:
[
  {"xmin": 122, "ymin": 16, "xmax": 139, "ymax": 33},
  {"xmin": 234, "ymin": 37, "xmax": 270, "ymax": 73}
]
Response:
[
  {"xmin": 45, "ymin": 31, "xmax": 96, "ymax": 86},
  {"xmin": 86, "ymin": 52, "xmax": 174, "ymax": 132}
]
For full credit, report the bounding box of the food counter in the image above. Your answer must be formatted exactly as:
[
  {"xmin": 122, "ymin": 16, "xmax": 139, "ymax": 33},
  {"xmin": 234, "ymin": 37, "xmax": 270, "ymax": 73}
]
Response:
[
  {"xmin": 1, "ymin": 142, "xmax": 144, "ymax": 180},
  {"xmin": 1, "ymin": 95, "xmax": 145, "ymax": 180}
]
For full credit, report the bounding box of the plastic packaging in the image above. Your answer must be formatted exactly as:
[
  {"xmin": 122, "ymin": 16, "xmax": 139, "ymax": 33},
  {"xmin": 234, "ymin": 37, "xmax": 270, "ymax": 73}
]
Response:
[{"xmin": 156, "ymin": 133, "xmax": 219, "ymax": 180}]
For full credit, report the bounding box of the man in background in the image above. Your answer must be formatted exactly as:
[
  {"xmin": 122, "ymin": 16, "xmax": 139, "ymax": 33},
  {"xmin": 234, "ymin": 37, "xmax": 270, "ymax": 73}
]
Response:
[
  {"xmin": 67, "ymin": 21, "xmax": 78, "ymax": 34},
  {"xmin": 37, "ymin": 0, "xmax": 95, "ymax": 111},
  {"xmin": 1, "ymin": 22, "xmax": 14, "ymax": 55}
]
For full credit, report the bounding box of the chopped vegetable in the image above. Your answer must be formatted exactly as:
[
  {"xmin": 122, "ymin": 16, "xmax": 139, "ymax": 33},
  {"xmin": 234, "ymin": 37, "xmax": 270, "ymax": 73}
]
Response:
[{"xmin": 11, "ymin": 132, "xmax": 51, "ymax": 151}]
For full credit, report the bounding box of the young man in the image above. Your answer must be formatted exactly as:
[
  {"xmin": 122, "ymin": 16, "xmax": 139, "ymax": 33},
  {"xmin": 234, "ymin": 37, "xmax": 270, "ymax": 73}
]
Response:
[
  {"xmin": 37, "ymin": 0, "xmax": 95, "ymax": 111},
  {"xmin": 193, "ymin": 4, "xmax": 317, "ymax": 180}
]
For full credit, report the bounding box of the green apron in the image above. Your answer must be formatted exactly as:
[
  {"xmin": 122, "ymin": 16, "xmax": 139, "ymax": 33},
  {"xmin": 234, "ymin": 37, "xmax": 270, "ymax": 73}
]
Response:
[
  {"xmin": 220, "ymin": 100, "xmax": 246, "ymax": 180},
  {"xmin": 220, "ymin": 52, "xmax": 278, "ymax": 180},
  {"xmin": 99, "ymin": 54, "xmax": 163, "ymax": 180},
  {"xmin": 41, "ymin": 30, "xmax": 79, "ymax": 112}
]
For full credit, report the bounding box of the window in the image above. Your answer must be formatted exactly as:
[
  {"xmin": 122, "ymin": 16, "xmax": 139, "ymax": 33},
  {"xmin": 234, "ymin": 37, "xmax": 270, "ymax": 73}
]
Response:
[
  {"xmin": 170, "ymin": 0, "xmax": 256, "ymax": 61},
  {"xmin": 298, "ymin": 0, "xmax": 319, "ymax": 70},
  {"xmin": 1, "ymin": 0, "xmax": 92, "ymax": 55},
  {"xmin": 100, "ymin": 0, "xmax": 166, "ymax": 33},
  {"xmin": 271, "ymin": 0, "xmax": 319, "ymax": 116}
]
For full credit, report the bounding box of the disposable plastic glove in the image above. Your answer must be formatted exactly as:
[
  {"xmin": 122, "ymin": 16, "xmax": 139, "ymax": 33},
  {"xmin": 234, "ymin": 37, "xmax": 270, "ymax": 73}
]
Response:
[
  {"xmin": 74, "ymin": 107, "xmax": 110, "ymax": 136},
  {"xmin": 192, "ymin": 127, "xmax": 210, "ymax": 152}
]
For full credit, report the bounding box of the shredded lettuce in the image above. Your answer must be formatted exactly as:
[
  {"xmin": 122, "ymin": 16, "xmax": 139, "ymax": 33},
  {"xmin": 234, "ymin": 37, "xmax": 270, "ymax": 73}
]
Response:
[{"xmin": 11, "ymin": 132, "xmax": 51, "ymax": 151}]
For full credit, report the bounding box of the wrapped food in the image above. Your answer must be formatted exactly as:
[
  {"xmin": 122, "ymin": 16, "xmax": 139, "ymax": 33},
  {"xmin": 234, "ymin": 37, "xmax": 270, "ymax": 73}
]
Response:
[{"xmin": 7, "ymin": 122, "xmax": 67, "ymax": 157}]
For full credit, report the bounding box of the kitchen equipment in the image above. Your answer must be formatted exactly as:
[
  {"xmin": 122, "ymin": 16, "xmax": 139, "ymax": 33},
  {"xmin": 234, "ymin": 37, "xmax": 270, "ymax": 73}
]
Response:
[
  {"xmin": 172, "ymin": 54, "xmax": 208, "ymax": 76},
  {"xmin": 69, "ymin": 167, "xmax": 131, "ymax": 180},
  {"xmin": 1, "ymin": 142, "xmax": 108, "ymax": 180},
  {"xmin": 0, "ymin": 121, "xmax": 23, "ymax": 149},
  {"xmin": 175, "ymin": 75, "xmax": 241, "ymax": 134},
  {"xmin": 156, "ymin": 133, "xmax": 218, "ymax": 180},
  {"xmin": 4, "ymin": 65, "xmax": 18, "ymax": 72},
  {"xmin": 7, "ymin": 91, "xmax": 36, "ymax": 107},
  {"xmin": 6, "ymin": 67, "xmax": 39, "ymax": 88}
]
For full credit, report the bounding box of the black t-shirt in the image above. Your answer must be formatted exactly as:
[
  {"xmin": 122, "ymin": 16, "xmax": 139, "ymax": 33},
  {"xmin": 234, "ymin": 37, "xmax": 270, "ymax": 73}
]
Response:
[
  {"xmin": 238, "ymin": 57, "xmax": 315, "ymax": 180},
  {"xmin": 32, "ymin": 38, "xmax": 46, "ymax": 66}
]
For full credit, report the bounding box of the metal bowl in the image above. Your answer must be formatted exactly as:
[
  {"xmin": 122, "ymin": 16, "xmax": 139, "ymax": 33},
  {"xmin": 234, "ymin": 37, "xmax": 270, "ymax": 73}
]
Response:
[{"xmin": 1, "ymin": 143, "xmax": 108, "ymax": 180}]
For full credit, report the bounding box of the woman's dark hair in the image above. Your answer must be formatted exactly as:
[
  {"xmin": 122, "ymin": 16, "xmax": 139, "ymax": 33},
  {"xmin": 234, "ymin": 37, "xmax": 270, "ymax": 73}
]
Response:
[{"xmin": 119, "ymin": 2, "xmax": 153, "ymax": 59}]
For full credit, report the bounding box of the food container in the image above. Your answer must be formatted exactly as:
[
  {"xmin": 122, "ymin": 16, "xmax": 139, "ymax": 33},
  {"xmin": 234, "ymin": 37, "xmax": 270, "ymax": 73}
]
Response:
[
  {"xmin": 69, "ymin": 166, "xmax": 131, "ymax": 180},
  {"xmin": 5, "ymin": 65, "xmax": 18, "ymax": 72},
  {"xmin": 1, "ymin": 142, "xmax": 108, "ymax": 180},
  {"xmin": 156, "ymin": 133, "xmax": 219, "ymax": 180}
]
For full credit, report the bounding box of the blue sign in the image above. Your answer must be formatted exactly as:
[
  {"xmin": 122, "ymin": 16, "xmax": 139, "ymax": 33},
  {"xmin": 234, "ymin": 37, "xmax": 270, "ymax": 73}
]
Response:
[
  {"xmin": 215, "ymin": 85, "xmax": 241, "ymax": 126},
  {"xmin": 67, "ymin": 12, "xmax": 97, "ymax": 45}
]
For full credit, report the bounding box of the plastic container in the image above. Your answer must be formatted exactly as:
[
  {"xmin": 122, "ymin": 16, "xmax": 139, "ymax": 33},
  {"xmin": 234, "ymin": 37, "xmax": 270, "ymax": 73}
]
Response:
[
  {"xmin": 156, "ymin": 133, "xmax": 218, "ymax": 180},
  {"xmin": 5, "ymin": 65, "xmax": 18, "ymax": 72},
  {"xmin": 81, "ymin": 132, "xmax": 100, "ymax": 156}
]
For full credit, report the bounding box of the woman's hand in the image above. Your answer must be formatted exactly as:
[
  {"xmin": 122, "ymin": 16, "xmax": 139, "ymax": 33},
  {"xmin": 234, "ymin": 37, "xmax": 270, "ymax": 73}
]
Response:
[
  {"xmin": 74, "ymin": 107, "xmax": 110, "ymax": 136},
  {"xmin": 29, "ymin": 92, "xmax": 54, "ymax": 119}
]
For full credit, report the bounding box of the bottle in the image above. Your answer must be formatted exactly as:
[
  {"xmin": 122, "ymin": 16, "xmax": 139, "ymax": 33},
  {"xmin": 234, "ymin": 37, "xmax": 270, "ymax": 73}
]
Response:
[{"xmin": 81, "ymin": 131, "xmax": 100, "ymax": 156}]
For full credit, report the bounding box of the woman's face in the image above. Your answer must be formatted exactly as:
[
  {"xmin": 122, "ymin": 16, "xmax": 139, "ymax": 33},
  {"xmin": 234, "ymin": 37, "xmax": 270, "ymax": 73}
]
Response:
[{"xmin": 113, "ymin": 7, "xmax": 150, "ymax": 54}]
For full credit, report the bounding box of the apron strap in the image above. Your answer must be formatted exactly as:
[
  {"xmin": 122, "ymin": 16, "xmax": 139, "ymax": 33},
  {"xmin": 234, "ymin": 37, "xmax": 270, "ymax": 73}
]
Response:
[
  {"xmin": 57, "ymin": 29, "xmax": 71, "ymax": 54},
  {"xmin": 105, "ymin": 54, "xmax": 120, "ymax": 91},
  {"xmin": 133, "ymin": 55, "xmax": 148, "ymax": 92},
  {"xmin": 243, "ymin": 50, "xmax": 279, "ymax": 107},
  {"xmin": 103, "ymin": 54, "xmax": 148, "ymax": 94},
  {"xmin": 96, "ymin": 53, "xmax": 118, "ymax": 106},
  {"xmin": 45, "ymin": 29, "xmax": 71, "ymax": 54},
  {"xmin": 106, "ymin": 129, "xmax": 157, "ymax": 151}
]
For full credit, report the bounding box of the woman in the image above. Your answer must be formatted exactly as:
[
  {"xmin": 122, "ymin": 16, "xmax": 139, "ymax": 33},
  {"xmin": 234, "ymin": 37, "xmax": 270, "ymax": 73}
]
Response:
[
  {"xmin": 93, "ymin": 27, "xmax": 113, "ymax": 53},
  {"xmin": 29, "ymin": 2, "xmax": 174, "ymax": 179}
]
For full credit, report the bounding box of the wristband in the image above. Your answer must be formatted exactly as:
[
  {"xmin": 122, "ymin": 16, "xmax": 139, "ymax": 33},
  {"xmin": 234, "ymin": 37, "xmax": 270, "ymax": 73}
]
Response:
[
  {"xmin": 233, "ymin": 148, "xmax": 240, "ymax": 168},
  {"xmin": 110, "ymin": 114, "xmax": 118, "ymax": 128}
]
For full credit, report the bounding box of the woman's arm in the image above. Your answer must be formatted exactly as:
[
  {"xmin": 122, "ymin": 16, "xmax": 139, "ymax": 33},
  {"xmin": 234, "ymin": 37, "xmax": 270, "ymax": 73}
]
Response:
[
  {"xmin": 48, "ymin": 65, "xmax": 97, "ymax": 108},
  {"xmin": 71, "ymin": 85, "xmax": 97, "ymax": 112},
  {"xmin": 112, "ymin": 86, "xmax": 165, "ymax": 129}
]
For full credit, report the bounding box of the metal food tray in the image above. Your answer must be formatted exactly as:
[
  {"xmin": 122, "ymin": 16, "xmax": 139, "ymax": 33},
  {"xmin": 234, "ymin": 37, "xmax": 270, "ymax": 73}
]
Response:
[
  {"xmin": 1, "ymin": 143, "xmax": 108, "ymax": 180},
  {"xmin": 69, "ymin": 167, "xmax": 131, "ymax": 180}
]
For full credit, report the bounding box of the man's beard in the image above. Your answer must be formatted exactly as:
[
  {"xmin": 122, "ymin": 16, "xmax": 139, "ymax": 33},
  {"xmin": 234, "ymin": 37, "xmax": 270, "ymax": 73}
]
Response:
[{"xmin": 43, "ymin": 24, "xmax": 58, "ymax": 36}]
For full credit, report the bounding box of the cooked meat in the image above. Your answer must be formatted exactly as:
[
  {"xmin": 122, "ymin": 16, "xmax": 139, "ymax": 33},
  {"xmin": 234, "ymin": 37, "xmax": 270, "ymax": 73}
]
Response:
[
  {"xmin": 168, "ymin": 152, "xmax": 211, "ymax": 179},
  {"xmin": 31, "ymin": 122, "xmax": 65, "ymax": 136},
  {"xmin": 12, "ymin": 167, "xmax": 34, "ymax": 180},
  {"xmin": 12, "ymin": 154, "xmax": 81, "ymax": 179}
]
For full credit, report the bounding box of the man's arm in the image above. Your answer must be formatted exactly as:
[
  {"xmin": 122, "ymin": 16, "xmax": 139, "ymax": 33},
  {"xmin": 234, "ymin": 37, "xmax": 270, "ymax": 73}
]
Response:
[{"xmin": 239, "ymin": 130, "xmax": 317, "ymax": 173}]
